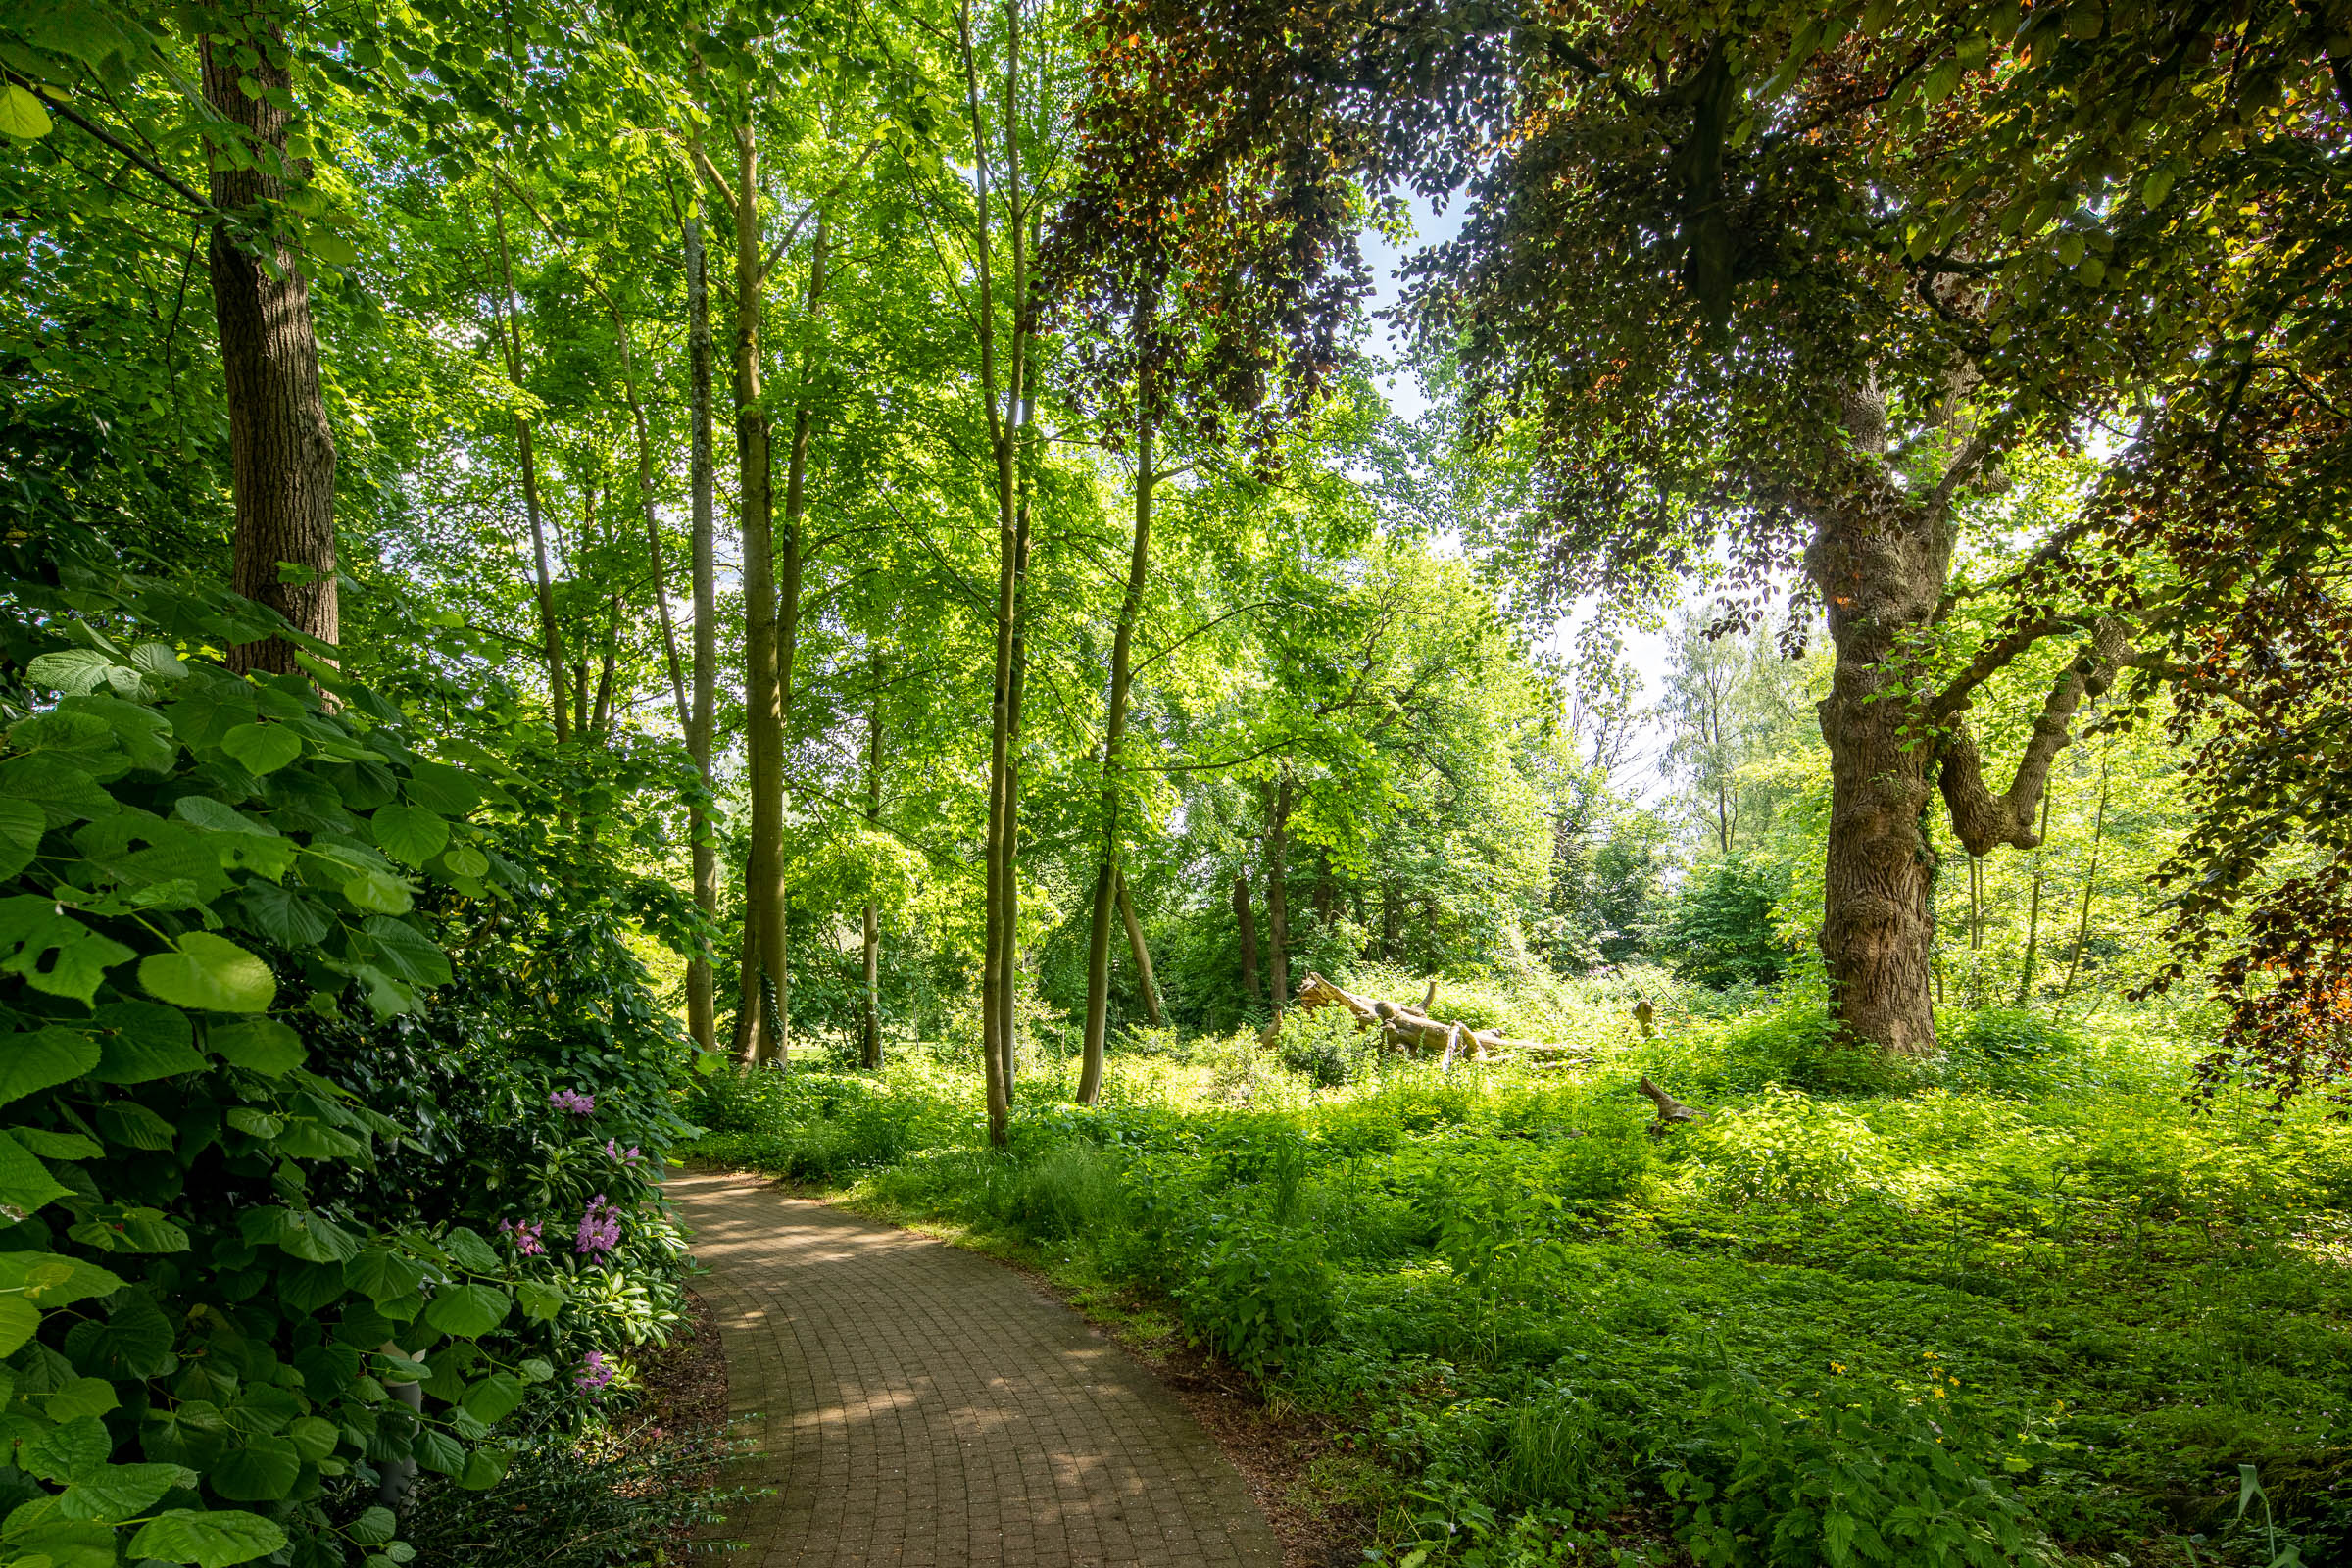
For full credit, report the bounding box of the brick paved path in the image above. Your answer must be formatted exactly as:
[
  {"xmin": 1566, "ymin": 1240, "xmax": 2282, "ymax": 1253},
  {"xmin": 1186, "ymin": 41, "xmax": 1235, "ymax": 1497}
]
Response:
[{"xmin": 668, "ymin": 1168, "xmax": 1284, "ymax": 1567}]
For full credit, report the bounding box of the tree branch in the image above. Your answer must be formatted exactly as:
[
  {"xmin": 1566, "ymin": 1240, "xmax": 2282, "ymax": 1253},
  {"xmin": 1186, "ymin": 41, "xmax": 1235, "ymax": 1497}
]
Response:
[{"xmin": 1938, "ymin": 617, "xmax": 2131, "ymax": 856}]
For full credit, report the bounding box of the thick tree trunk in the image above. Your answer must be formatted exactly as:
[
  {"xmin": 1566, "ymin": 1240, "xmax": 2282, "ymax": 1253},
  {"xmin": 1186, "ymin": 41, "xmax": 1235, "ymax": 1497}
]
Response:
[
  {"xmin": 683, "ymin": 198, "xmax": 720, "ymax": 1054},
  {"xmin": 1234, "ymin": 871, "xmax": 1261, "ymax": 1002},
  {"xmin": 1080, "ymin": 380, "xmax": 1155, "ymax": 1105},
  {"xmin": 730, "ymin": 116, "xmax": 789, "ymax": 1067},
  {"xmin": 1116, "ymin": 868, "xmax": 1163, "ymax": 1027},
  {"xmin": 1264, "ymin": 779, "xmax": 1292, "ymax": 1007},
  {"xmin": 861, "ymin": 645, "xmax": 885, "ymax": 1070},
  {"xmin": 1817, "ymin": 687, "xmax": 1940, "ymax": 1053},
  {"xmin": 200, "ymin": 0, "xmax": 337, "ymax": 675}
]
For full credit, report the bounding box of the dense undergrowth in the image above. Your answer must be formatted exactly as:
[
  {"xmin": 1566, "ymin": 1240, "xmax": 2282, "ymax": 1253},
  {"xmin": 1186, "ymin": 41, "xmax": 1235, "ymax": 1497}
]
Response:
[{"xmin": 691, "ymin": 981, "xmax": 2351, "ymax": 1567}]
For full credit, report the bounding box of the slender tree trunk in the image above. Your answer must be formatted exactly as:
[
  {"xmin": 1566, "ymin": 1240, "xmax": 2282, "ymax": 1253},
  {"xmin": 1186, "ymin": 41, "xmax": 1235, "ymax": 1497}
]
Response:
[
  {"xmin": 729, "ymin": 111, "xmax": 789, "ymax": 1067},
  {"xmin": 2016, "ymin": 784, "xmax": 2055, "ymax": 1005},
  {"xmin": 998, "ymin": 506, "xmax": 1031, "ymax": 1095},
  {"xmin": 1080, "ymin": 369, "xmax": 1156, "ymax": 1104},
  {"xmin": 1116, "ymin": 867, "xmax": 1163, "ymax": 1027},
  {"xmin": 734, "ymin": 900, "xmax": 765, "ymax": 1061},
  {"xmin": 488, "ymin": 186, "xmax": 568, "ymax": 742},
  {"xmin": 683, "ymin": 197, "xmax": 720, "ymax": 1054},
  {"xmin": 1382, "ymin": 881, "xmax": 1400, "ymax": 960},
  {"xmin": 199, "ymin": 0, "xmax": 337, "ymax": 675},
  {"xmin": 1234, "ymin": 871, "xmax": 1261, "ymax": 1003},
  {"xmin": 589, "ymin": 594, "xmax": 618, "ymax": 740},
  {"xmin": 765, "ymin": 210, "xmax": 830, "ymax": 1059},
  {"xmin": 2059, "ymin": 760, "xmax": 2110, "ymax": 1008},
  {"xmin": 1969, "ymin": 857, "xmax": 1984, "ymax": 951},
  {"xmin": 861, "ymin": 644, "xmax": 885, "ymax": 1070},
  {"xmin": 1312, "ymin": 848, "xmax": 1334, "ymax": 926},
  {"xmin": 1264, "ymin": 778, "xmax": 1292, "ymax": 1007}
]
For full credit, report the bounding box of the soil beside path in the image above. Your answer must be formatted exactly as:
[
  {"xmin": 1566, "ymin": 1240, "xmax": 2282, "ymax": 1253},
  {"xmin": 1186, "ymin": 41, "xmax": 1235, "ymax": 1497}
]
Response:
[{"xmin": 667, "ymin": 1167, "xmax": 1286, "ymax": 1568}]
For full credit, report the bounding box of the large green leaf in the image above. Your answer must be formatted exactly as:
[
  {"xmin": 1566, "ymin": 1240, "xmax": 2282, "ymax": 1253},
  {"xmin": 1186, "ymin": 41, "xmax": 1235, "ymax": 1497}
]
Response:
[
  {"xmin": 206, "ymin": 1017, "xmax": 305, "ymax": 1076},
  {"xmin": 0, "ymin": 1025, "xmax": 101, "ymax": 1106},
  {"xmin": 139, "ymin": 932, "xmax": 276, "ymax": 1013},
  {"xmin": 0, "ymin": 1294, "xmax": 40, "ymax": 1356},
  {"xmin": 368, "ymin": 803, "xmax": 449, "ymax": 867},
  {"xmin": 127, "ymin": 1508, "xmax": 290, "ymax": 1567},
  {"xmin": 236, "ymin": 882, "xmax": 333, "ymax": 949},
  {"xmin": 0, "ymin": 753, "xmax": 120, "ymax": 825},
  {"xmin": 411, "ymin": 1425, "xmax": 465, "ymax": 1476},
  {"xmin": 422, "ymin": 1282, "xmax": 510, "ymax": 1339},
  {"xmin": 219, "ymin": 723, "xmax": 301, "ymax": 776},
  {"xmin": 459, "ymin": 1370, "xmax": 524, "ymax": 1424},
  {"xmin": 90, "ymin": 1000, "xmax": 203, "ymax": 1082},
  {"xmin": 23, "ymin": 1414, "xmax": 111, "ymax": 1482},
  {"xmin": 346, "ymin": 1246, "xmax": 429, "ymax": 1305},
  {"xmin": 360, "ymin": 916, "xmax": 450, "ymax": 987},
  {"xmin": 402, "ymin": 760, "xmax": 481, "ymax": 816},
  {"xmin": 72, "ymin": 1289, "xmax": 175, "ymax": 1376},
  {"xmin": 340, "ymin": 868, "xmax": 414, "ymax": 916},
  {"xmin": 514, "ymin": 1279, "xmax": 564, "ymax": 1323},
  {"xmin": 97, "ymin": 1101, "xmax": 176, "ymax": 1151},
  {"xmin": 267, "ymin": 1207, "xmax": 359, "ymax": 1264},
  {"xmin": 0, "ymin": 1250, "xmax": 125, "ymax": 1306},
  {"xmin": 284, "ymin": 1415, "xmax": 338, "ymax": 1462},
  {"xmin": 172, "ymin": 796, "xmax": 279, "ymax": 837},
  {"xmin": 0, "ymin": 897, "xmax": 136, "ymax": 1004},
  {"xmin": 24, "ymin": 649, "xmax": 116, "ymax": 697},
  {"xmin": 459, "ymin": 1444, "xmax": 514, "ymax": 1490},
  {"xmin": 0, "ymin": 796, "xmax": 45, "ymax": 878},
  {"xmin": 439, "ymin": 1227, "xmax": 501, "ymax": 1274},
  {"xmin": 208, "ymin": 1435, "xmax": 302, "ymax": 1501},
  {"xmin": 0, "ymin": 1128, "xmax": 70, "ymax": 1212},
  {"xmin": 58, "ymin": 1460, "xmax": 195, "ymax": 1521}
]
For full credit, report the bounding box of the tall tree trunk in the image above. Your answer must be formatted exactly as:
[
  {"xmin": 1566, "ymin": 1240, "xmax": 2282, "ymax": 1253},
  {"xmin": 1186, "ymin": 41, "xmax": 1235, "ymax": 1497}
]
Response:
[
  {"xmin": 1264, "ymin": 777, "xmax": 1292, "ymax": 1007},
  {"xmin": 1080, "ymin": 364, "xmax": 1155, "ymax": 1104},
  {"xmin": 766, "ymin": 209, "xmax": 830, "ymax": 1059},
  {"xmin": 683, "ymin": 196, "xmax": 720, "ymax": 1054},
  {"xmin": 2016, "ymin": 785, "xmax": 2055, "ymax": 1005},
  {"xmin": 1116, "ymin": 867, "xmax": 1163, "ymax": 1027},
  {"xmin": 1234, "ymin": 871, "xmax": 1261, "ymax": 1003},
  {"xmin": 487, "ymin": 185, "xmax": 568, "ymax": 742},
  {"xmin": 729, "ymin": 111, "xmax": 788, "ymax": 1067},
  {"xmin": 1312, "ymin": 848, "xmax": 1334, "ymax": 926},
  {"xmin": 860, "ymin": 644, "xmax": 885, "ymax": 1070},
  {"xmin": 2059, "ymin": 760, "xmax": 2110, "ymax": 1008},
  {"xmin": 199, "ymin": 0, "xmax": 337, "ymax": 675},
  {"xmin": 997, "ymin": 506, "xmax": 1031, "ymax": 1095},
  {"xmin": 733, "ymin": 900, "xmax": 765, "ymax": 1061},
  {"xmin": 1382, "ymin": 881, "xmax": 1400, "ymax": 960}
]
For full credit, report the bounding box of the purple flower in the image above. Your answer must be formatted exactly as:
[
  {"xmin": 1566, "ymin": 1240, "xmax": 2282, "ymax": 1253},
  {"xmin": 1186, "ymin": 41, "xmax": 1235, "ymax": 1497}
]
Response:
[
  {"xmin": 575, "ymin": 1194, "xmax": 621, "ymax": 1258},
  {"xmin": 576, "ymin": 1349, "xmax": 613, "ymax": 1392},
  {"xmin": 549, "ymin": 1088, "xmax": 596, "ymax": 1117},
  {"xmin": 497, "ymin": 1218, "xmax": 545, "ymax": 1257},
  {"xmin": 604, "ymin": 1139, "xmax": 644, "ymax": 1168}
]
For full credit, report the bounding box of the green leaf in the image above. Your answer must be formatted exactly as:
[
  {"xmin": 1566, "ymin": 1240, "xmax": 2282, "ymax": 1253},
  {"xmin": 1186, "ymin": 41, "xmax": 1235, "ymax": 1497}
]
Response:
[
  {"xmin": 514, "ymin": 1279, "xmax": 563, "ymax": 1323},
  {"xmin": 273, "ymin": 1117, "xmax": 362, "ymax": 1160},
  {"xmin": 172, "ymin": 796, "xmax": 278, "ymax": 837},
  {"xmin": 24, "ymin": 649, "xmax": 117, "ymax": 696},
  {"xmin": 2, "ymin": 1512, "xmax": 117, "ymax": 1568},
  {"xmin": 0, "ymin": 755, "xmax": 119, "ymax": 829},
  {"xmin": 74, "ymin": 1288, "xmax": 175, "ymax": 1374},
  {"xmin": 402, "ymin": 761, "xmax": 481, "ymax": 816},
  {"xmin": 140, "ymin": 932, "xmax": 276, "ymax": 1013},
  {"xmin": 422, "ymin": 1283, "xmax": 509, "ymax": 1339},
  {"xmin": 238, "ymin": 882, "xmax": 333, "ymax": 949},
  {"xmin": 0, "ymin": 1128, "xmax": 69, "ymax": 1212},
  {"xmin": 0, "ymin": 897, "xmax": 135, "ymax": 1004},
  {"xmin": 59, "ymin": 1459, "xmax": 193, "ymax": 1521},
  {"xmin": 44, "ymin": 1377, "xmax": 119, "ymax": 1422},
  {"xmin": 210, "ymin": 1435, "xmax": 301, "ymax": 1501},
  {"xmin": 368, "ymin": 804, "xmax": 448, "ymax": 866},
  {"xmin": 128, "ymin": 1508, "xmax": 290, "ymax": 1567},
  {"xmin": 0, "ymin": 1025, "xmax": 102, "ymax": 1106},
  {"xmin": 439, "ymin": 1227, "xmax": 500, "ymax": 1274},
  {"xmin": 458, "ymin": 1444, "xmax": 512, "ymax": 1490},
  {"xmin": 0, "ymin": 796, "xmax": 45, "ymax": 878},
  {"xmin": 285, "ymin": 1415, "xmax": 338, "ymax": 1461},
  {"xmin": 224, "ymin": 1106, "xmax": 282, "ymax": 1138},
  {"xmin": 97, "ymin": 1101, "xmax": 176, "ymax": 1151},
  {"xmin": 360, "ymin": 916, "xmax": 450, "ymax": 987},
  {"xmin": 346, "ymin": 1247, "xmax": 429, "ymax": 1305},
  {"xmin": 347, "ymin": 1504, "xmax": 397, "ymax": 1545},
  {"xmin": 0, "ymin": 1250, "xmax": 125, "ymax": 1306},
  {"xmin": 271, "ymin": 1208, "xmax": 359, "ymax": 1264},
  {"xmin": 0, "ymin": 1294, "xmax": 39, "ymax": 1356},
  {"xmin": 207, "ymin": 1017, "xmax": 304, "ymax": 1076},
  {"xmin": 459, "ymin": 1371, "xmax": 523, "ymax": 1424},
  {"xmin": 441, "ymin": 844, "xmax": 489, "ymax": 879},
  {"xmin": 340, "ymin": 869, "xmax": 414, "ymax": 916},
  {"xmin": 24, "ymin": 1415, "xmax": 112, "ymax": 1482},
  {"xmin": 516, "ymin": 1357, "xmax": 552, "ymax": 1384},
  {"xmin": 10, "ymin": 1126, "xmax": 100, "ymax": 1159},
  {"xmin": 0, "ymin": 83, "xmax": 55, "ymax": 140},
  {"xmin": 90, "ymin": 1000, "xmax": 203, "ymax": 1082},
  {"xmin": 129, "ymin": 644, "xmax": 189, "ymax": 683},
  {"xmin": 219, "ymin": 723, "xmax": 301, "ymax": 776},
  {"xmin": 412, "ymin": 1425, "xmax": 464, "ymax": 1476}
]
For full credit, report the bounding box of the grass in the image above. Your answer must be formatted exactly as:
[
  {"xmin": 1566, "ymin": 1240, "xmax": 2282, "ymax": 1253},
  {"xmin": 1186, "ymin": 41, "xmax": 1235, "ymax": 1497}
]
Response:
[{"xmin": 684, "ymin": 988, "xmax": 2352, "ymax": 1567}]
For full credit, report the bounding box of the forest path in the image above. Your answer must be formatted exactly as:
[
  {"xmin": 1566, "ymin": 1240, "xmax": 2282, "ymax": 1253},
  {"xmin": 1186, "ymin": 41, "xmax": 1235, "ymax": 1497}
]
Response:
[{"xmin": 667, "ymin": 1167, "xmax": 1284, "ymax": 1568}]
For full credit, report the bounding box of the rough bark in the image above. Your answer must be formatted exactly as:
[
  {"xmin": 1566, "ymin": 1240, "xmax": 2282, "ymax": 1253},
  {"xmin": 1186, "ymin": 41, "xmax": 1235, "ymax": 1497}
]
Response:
[
  {"xmin": 683, "ymin": 197, "xmax": 720, "ymax": 1054},
  {"xmin": 1234, "ymin": 871, "xmax": 1261, "ymax": 1002},
  {"xmin": 200, "ymin": 0, "xmax": 337, "ymax": 675}
]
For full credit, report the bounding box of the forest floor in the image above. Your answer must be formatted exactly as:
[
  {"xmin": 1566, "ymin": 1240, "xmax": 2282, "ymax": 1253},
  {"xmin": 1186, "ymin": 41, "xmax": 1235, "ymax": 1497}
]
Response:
[{"xmin": 667, "ymin": 1165, "xmax": 1288, "ymax": 1566}]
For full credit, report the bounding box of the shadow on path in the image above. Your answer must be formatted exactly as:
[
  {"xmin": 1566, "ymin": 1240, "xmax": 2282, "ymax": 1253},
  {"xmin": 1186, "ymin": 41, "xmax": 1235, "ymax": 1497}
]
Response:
[{"xmin": 667, "ymin": 1167, "xmax": 1284, "ymax": 1567}]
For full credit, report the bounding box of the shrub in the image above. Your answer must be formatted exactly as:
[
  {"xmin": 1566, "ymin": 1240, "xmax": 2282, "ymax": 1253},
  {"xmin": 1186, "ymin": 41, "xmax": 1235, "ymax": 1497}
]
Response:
[
  {"xmin": 1687, "ymin": 1086, "xmax": 1890, "ymax": 1206},
  {"xmin": 1654, "ymin": 858, "xmax": 1793, "ymax": 989},
  {"xmin": 1173, "ymin": 1221, "xmax": 1336, "ymax": 1370}
]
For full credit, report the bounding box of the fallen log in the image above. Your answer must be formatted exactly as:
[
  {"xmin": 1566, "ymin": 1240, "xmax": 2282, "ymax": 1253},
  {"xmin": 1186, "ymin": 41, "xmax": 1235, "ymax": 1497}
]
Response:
[
  {"xmin": 1638, "ymin": 1076, "xmax": 1700, "ymax": 1132},
  {"xmin": 1289, "ymin": 971, "xmax": 1590, "ymax": 1061}
]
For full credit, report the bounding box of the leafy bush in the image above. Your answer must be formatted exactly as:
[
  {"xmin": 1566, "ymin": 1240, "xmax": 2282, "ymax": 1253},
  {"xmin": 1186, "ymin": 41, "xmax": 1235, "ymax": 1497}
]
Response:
[
  {"xmin": 1654, "ymin": 859, "xmax": 1793, "ymax": 990},
  {"xmin": 0, "ymin": 575, "xmax": 704, "ymax": 1566}
]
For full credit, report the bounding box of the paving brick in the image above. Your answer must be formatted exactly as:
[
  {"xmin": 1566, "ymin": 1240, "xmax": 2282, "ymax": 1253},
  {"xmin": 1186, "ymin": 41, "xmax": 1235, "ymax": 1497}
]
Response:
[{"xmin": 668, "ymin": 1168, "xmax": 1284, "ymax": 1568}]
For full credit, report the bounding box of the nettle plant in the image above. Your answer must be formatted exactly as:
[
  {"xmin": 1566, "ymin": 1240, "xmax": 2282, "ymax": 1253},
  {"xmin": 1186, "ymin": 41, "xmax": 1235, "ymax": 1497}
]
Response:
[{"xmin": 0, "ymin": 582, "xmax": 587, "ymax": 1568}]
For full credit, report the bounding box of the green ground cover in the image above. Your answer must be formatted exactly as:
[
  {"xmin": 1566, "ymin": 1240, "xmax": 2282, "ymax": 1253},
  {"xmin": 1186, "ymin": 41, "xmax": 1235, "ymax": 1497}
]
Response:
[{"xmin": 689, "ymin": 985, "xmax": 2351, "ymax": 1568}]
